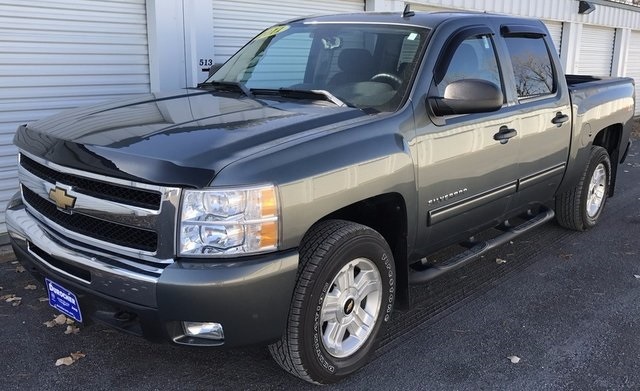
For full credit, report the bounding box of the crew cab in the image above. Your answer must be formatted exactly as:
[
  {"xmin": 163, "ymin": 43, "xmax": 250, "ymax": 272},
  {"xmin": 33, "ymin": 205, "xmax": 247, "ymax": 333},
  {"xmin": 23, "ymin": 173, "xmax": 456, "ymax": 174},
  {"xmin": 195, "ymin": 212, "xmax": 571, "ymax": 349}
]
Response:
[{"xmin": 6, "ymin": 10, "xmax": 634, "ymax": 384}]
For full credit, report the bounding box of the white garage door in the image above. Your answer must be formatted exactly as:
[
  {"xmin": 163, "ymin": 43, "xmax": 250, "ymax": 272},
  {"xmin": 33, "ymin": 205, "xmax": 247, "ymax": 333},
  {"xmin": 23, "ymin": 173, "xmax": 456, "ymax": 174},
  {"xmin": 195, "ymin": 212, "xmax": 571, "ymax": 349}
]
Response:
[
  {"xmin": 543, "ymin": 20, "xmax": 563, "ymax": 56},
  {"xmin": 408, "ymin": 3, "xmax": 455, "ymax": 12},
  {"xmin": 212, "ymin": 0, "xmax": 364, "ymax": 63},
  {"xmin": 0, "ymin": 0, "xmax": 150, "ymax": 235},
  {"xmin": 577, "ymin": 25, "xmax": 616, "ymax": 77},
  {"xmin": 627, "ymin": 30, "xmax": 640, "ymax": 116}
]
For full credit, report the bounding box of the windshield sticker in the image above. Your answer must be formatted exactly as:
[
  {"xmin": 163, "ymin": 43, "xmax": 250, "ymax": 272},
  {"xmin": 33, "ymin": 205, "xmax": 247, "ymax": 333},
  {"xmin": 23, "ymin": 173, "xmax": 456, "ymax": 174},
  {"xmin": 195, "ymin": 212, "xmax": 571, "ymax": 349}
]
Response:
[
  {"xmin": 407, "ymin": 33, "xmax": 418, "ymax": 41},
  {"xmin": 482, "ymin": 36, "xmax": 490, "ymax": 49},
  {"xmin": 256, "ymin": 25, "xmax": 290, "ymax": 40}
]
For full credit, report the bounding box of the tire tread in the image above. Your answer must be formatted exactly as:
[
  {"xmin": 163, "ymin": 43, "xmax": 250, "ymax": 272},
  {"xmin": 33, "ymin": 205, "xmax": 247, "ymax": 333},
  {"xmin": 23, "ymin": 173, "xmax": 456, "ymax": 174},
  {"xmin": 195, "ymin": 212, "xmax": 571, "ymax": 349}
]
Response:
[{"xmin": 268, "ymin": 220, "xmax": 380, "ymax": 384}]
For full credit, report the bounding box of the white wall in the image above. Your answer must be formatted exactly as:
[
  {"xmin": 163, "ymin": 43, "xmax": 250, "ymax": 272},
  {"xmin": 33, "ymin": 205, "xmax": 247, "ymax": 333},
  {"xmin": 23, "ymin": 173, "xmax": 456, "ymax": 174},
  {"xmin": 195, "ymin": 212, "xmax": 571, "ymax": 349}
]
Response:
[{"xmin": 146, "ymin": 0, "xmax": 213, "ymax": 92}]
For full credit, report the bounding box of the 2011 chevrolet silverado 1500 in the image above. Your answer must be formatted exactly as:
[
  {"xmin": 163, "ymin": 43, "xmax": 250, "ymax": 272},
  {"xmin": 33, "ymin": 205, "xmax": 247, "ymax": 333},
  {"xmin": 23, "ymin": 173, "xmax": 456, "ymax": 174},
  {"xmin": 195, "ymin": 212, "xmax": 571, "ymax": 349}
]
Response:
[{"xmin": 6, "ymin": 9, "xmax": 635, "ymax": 384}]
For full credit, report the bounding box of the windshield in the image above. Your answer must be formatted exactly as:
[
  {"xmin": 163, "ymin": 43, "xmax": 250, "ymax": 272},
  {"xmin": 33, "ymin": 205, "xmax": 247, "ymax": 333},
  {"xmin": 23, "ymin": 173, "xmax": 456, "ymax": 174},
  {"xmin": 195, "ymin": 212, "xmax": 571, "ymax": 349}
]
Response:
[{"xmin": 205, "ymin": 22, "xmax": 429, "ymax": 112}]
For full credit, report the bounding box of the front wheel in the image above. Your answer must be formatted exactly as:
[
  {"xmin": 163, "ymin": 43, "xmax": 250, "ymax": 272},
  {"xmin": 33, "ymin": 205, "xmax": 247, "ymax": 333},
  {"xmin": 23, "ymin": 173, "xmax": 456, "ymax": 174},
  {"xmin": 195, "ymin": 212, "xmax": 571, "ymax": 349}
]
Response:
[
  {"xmin": 269, "ymin": 220, "xmax": 395, "ymax": 384},
  {"xmin": 556, "ymin": 146, "xmax": 611, "ymax": 231}
]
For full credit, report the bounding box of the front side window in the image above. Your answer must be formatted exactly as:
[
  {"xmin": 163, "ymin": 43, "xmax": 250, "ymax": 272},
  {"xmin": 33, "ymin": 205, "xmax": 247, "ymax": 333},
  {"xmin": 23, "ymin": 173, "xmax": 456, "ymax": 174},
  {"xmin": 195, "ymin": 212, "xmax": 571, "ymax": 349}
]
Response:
[
  {"xmin": 436, "ymin": 35, "xmax": 502, "ymax": 96},
  {"xmin": 504, "ymin": 36, "xmax": 555, "ymax": 98}
]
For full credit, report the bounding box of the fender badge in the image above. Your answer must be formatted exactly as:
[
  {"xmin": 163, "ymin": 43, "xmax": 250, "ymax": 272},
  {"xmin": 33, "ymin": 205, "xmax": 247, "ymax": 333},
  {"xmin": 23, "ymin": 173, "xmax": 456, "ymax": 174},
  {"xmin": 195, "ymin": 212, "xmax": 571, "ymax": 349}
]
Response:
[{"xmin": 49, "ymin": 186, "xmax": 77, "ymax": 211}]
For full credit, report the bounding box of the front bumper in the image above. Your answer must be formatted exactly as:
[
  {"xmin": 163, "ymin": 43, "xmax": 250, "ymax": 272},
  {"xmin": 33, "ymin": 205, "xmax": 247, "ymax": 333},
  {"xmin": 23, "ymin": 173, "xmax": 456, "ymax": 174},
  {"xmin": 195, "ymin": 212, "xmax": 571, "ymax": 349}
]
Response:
[{"xmin": 6, "ymin": 199, "xmax": 299, "ymax": 347}]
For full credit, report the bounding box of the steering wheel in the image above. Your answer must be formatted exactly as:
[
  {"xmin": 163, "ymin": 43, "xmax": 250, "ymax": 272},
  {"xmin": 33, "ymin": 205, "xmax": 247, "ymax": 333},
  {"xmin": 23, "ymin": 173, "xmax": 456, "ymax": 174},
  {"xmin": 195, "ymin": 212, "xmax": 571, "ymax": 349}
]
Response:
[{"xmin": 370, "ymin": 73, "xmax": 402, "ymax": 89}]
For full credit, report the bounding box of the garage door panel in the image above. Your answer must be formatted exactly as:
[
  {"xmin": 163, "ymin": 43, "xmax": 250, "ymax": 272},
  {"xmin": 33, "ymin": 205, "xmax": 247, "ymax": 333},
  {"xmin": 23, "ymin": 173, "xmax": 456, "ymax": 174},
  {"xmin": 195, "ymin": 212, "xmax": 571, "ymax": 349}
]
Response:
[
  {"xmin": 543, "ymin": 20, "xmax": 563, "ymax": 55},
  {"xmin": 0, "ymin": 0, "xmax": 150, "ymax": 234},
  {"xmin": 212, "ymin": 0, "xmax": 364, "ymax": 63},
  {"xmin": 577, "ymin": 25, "xmax": 615, "ymax": 77},
  {"xmin": 627, "ymin": 30, "xmax": 640, "ymax": 116},
  {"xmin": 1, "ymin": 54, "xmax": 149, "ymax": 66}
]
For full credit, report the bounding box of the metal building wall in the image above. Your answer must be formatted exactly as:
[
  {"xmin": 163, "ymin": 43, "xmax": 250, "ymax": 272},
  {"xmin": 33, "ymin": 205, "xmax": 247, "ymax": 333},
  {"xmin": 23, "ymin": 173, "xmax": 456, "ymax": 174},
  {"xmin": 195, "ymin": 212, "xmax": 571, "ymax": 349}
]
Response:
[
  {"xmin": 577, "ymin": 25, "xmax": 617, "ymax": 76},
  {"xmin": 0, "ymin": 0, "xmax": 151, "ymax": 235},
  {"xmin": 626, "ymin": 30, "xmax": 640, "ymax": 115},
  {"xmin": 212, "ymin": 0, "xmax": 365, "ymax": 63},
  {"xmin": 406, "ymin": 0, "xmax": 640, "ymax": 28}
]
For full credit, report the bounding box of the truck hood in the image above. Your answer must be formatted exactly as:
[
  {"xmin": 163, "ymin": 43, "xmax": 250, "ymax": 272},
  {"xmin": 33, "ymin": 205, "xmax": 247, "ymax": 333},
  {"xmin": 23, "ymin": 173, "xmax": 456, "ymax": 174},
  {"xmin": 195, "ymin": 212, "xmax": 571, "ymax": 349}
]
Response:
[{"xmin": 16, "ymin": 89, "xmax": 368, "ymax": 188}]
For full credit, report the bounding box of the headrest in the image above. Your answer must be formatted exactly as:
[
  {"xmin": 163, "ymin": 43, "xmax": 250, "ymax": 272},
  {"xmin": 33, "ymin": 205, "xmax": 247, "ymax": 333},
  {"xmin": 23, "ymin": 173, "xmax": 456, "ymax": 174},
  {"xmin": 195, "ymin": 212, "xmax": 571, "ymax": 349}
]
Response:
[{"xmin": 338, "ymin": 48, "xmax": 374, "ymax": 73}]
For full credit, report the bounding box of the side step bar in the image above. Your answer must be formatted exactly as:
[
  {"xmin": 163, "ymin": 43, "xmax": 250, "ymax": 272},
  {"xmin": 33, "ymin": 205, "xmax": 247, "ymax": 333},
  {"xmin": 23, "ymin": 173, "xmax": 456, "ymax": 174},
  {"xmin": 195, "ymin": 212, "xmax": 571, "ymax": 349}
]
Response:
[{"xmin": 409, "ymin": 208, "xmax": 555, "ymax": 285}]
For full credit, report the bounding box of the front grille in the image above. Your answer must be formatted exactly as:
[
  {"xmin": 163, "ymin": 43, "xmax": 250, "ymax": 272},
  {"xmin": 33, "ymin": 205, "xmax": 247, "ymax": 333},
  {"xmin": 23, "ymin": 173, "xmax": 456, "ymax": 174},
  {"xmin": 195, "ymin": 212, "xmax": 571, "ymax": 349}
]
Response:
[
  {"xmin": 20, "ymin": 155, "xmax": 161, "ymax": 210},
  {"xmin": 23, "ymin": 186, "xmax": 158, "ymax": 252}
]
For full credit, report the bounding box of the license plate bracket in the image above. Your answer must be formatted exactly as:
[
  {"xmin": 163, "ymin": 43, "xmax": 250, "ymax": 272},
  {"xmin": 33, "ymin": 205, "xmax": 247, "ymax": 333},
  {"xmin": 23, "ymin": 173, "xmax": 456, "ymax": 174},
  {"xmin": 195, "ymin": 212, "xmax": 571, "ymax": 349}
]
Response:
[{"xmin": 45, "ymin": 278, "xmax": 83, "ymax": 323}]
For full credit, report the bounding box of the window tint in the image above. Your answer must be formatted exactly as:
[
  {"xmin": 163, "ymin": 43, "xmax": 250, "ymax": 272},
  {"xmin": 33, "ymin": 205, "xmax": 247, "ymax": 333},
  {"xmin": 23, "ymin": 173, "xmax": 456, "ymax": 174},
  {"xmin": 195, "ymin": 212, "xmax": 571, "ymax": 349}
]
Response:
[
  {"xmin": 437, "ymin": 35, "xmax": 502, "ymax": 96},
  {"xmin": 504, "ymin": 36, "xmax": 555, "ymax": 98}
]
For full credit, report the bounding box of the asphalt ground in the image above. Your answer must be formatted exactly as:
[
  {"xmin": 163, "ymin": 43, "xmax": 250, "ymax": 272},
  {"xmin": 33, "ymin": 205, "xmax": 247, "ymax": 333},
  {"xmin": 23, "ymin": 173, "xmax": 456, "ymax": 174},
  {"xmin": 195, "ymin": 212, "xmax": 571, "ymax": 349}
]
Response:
[{"xmin": 1, "ymin": 138, "xmax": 638, "ymax": 390}]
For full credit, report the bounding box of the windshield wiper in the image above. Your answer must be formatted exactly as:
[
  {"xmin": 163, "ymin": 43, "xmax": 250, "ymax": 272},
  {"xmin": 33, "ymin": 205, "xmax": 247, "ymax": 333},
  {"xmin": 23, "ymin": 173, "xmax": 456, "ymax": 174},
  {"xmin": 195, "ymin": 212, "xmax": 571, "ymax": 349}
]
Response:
[
  {"xmin": 250, "ymin": 88, "xmax": 354, "ymax": 108},
  {"xmin": 199, "ymin": 80, "xmax": 254, "ymax": 99}
]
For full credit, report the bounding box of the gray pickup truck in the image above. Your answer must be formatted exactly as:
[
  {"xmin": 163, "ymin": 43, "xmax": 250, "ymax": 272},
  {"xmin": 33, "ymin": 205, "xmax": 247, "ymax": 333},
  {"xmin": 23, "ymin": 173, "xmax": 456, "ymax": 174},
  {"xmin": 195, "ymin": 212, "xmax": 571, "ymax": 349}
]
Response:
[{"xmin": 6, "ymin": 10, "xmax": 635, "ymax": 384}]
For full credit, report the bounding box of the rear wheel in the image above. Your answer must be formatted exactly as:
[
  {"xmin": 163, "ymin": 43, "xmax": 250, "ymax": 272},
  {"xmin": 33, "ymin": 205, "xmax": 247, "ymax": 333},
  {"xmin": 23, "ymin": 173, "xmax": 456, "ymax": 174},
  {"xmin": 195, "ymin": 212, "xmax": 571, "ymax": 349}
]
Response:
[
  {"xmin": 556, "ymin": 146, "xmax": 611, "ymax": 231},
  {"xmin": 269, "ymin": 220, "xmax": 395, "ymax": 384}
]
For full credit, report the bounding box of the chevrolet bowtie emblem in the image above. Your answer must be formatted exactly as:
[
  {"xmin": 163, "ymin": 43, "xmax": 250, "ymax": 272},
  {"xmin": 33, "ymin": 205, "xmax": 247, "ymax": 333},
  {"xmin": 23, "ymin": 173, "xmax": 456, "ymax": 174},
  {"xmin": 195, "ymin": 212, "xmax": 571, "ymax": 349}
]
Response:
[{"xmin": 48, "ymin": 186, "xmax": 76, "ymax": 211}]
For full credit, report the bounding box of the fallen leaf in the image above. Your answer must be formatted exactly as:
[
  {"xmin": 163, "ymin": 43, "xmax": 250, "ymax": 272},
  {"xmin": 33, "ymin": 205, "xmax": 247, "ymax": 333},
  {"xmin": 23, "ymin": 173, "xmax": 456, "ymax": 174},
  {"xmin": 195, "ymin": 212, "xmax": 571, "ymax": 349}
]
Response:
[
  {"xmin": 38, "ymin": 297, "xmax": 49, "ymax": 302},
  {"xmin": 507, "ymin": 355, "xmax": 521, "ymax": 364},
  {"xmin": 54, "ymin": 351, "xmax": 85, "ymax": 367},
  {"xmin": 496, "ymin": 258, "xmax": 507, "ymax": 264},
  {"xmin": 634, "ymin": 275, "xmax": 640, "ymax": 279},
  {"xmin": 0, "ymin": 294, "xmax": 15, "ymax": 301},
  {"xmin": 55, "ymin": 357, "xmax": 74, "ymax": 367},
  {"xmin": 70, "ymin": 351, "xmax": 86, "ymax": 361},
  {"xmin": 7, "ymin": 297, "xmax": 22, "ymax": 307},
  {"xmin": 15, "ymin": 265, "xmax": 26, "ymax": 273},
  {"xmin": 11, "ymin": 261, "xmax": 18, "ymax": 265},
  {"xmin": 43, "ymin": 320, "xmax": 57, "ymax": 328},
  {"xmin": 24, "ymin": 284, "xmax": 37, "ymax": 290},
  {"xmin": 64, "ymin": 325, "xmax": 80, "ymax": 335},
  {"xmin": 53, "ymin": 314, "xmax": 67, "ymax": 325},
  {"xmin": 66, "ymin": 318, "xmax": 75, "ymax": 325},
  {"xmin": 559, "ymin": 253, "xmax": 573, "ymax": 260},
  {"xmin": 5, "ymin": 296, "xmax": 21, "ymax": 303}
]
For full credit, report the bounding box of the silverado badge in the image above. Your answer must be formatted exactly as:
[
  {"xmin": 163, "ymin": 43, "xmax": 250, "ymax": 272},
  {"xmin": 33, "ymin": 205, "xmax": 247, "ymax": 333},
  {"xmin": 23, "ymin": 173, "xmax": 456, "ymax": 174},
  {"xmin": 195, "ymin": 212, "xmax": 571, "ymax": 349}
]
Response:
[{"xmin": 48, "ymin": 186, "xmax": 76, "ymax": 211}]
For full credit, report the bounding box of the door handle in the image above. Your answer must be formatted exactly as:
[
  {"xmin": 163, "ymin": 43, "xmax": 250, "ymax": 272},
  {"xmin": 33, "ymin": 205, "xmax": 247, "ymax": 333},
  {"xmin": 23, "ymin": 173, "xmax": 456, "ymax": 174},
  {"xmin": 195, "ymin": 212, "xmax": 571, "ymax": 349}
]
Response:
[
  {"xmin": 493, "ymin": 126, "xmax": 517, "ymax": 144},
  {"xmin": 552, "ymin": 112, "xmax": 569, "ymax": 126}
]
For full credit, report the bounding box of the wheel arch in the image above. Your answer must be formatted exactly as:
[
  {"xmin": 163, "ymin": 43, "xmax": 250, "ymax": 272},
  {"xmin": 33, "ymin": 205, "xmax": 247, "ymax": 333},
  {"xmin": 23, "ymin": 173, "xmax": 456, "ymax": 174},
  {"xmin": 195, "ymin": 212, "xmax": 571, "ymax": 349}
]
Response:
[
  {"xmin": 310, "ymin": 193, "xmax": 410, "ymax": 309},
  {"xmin": 592, "ymin": 123, "xmax": 622, "ymax": 195}
]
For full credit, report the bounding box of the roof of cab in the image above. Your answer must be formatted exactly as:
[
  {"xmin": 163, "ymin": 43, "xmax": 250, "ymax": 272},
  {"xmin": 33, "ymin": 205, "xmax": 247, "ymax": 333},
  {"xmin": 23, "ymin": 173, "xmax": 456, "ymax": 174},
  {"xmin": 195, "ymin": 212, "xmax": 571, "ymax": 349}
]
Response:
[{"xmin": 285, "ymin": 11, "xmax": 537, "ymax": 31}]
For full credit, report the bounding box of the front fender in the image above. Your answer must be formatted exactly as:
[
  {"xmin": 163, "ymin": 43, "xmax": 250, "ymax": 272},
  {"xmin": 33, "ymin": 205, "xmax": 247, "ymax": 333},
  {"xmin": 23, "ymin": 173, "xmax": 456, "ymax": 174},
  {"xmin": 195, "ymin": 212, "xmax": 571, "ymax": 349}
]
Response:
[{"xmin": 212, "ymin": 111, "xmax": 418, "ymax": 251}]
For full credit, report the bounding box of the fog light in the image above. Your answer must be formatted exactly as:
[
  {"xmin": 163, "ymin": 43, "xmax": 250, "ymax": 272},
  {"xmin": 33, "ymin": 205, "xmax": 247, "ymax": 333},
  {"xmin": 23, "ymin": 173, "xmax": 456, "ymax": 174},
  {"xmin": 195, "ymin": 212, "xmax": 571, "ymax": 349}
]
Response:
[{"xmin": 183, "ymin": 321, "xmax": 224, "ymax": 340}]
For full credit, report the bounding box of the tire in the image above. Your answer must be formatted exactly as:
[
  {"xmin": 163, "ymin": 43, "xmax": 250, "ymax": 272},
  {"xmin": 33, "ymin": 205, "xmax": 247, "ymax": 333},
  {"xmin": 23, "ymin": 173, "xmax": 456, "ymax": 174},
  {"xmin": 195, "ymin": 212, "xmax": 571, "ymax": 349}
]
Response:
[
  {"xmin": 269, "ymin": 220, "xmax": 395, "ymax": 384},
  {"xmin": 556, "ymin": 146, "xmax": 611, "ymax": 231}
]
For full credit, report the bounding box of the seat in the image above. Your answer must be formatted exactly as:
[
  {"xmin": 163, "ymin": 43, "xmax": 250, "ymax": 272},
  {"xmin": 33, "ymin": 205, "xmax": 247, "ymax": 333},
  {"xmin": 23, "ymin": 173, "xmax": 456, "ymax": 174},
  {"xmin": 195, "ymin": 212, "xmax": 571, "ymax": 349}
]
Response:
[{"xmin": 329, "ymin": 48, "xmax": 375, "ymax": 86}]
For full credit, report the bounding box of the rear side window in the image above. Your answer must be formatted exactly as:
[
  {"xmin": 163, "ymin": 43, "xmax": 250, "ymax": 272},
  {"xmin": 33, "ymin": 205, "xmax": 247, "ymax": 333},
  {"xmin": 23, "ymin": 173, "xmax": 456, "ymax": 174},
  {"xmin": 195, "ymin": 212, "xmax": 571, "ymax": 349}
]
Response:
[
  {"xmin": 437, "ymin": 35, "xmax": 502, "ymax": 96},
  {"xmin": 504, "ymin": 36, "xmax": 555, "ymax": 98}
]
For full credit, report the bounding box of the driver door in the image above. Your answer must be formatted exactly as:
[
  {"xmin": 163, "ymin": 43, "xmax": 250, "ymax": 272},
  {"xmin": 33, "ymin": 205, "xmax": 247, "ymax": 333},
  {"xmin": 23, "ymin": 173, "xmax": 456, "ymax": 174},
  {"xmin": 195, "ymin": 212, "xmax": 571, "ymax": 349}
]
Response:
[{"xmin": 414, "ymin": 30, "xmax": 520, "ymax": 253}]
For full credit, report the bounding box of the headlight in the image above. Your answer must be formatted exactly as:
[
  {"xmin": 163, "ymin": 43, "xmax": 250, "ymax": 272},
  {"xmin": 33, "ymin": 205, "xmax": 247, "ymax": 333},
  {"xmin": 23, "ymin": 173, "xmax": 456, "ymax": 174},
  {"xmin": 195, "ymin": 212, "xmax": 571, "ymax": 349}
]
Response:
[{"xmin": 179, "ymin": 185, "xmax": 279, "ymax": 257}]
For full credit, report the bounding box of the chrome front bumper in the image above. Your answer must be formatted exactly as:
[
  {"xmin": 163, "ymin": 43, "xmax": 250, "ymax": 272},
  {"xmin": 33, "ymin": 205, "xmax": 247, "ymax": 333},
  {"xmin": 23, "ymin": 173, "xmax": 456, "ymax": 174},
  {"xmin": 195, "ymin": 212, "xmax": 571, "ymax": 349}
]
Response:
[{"xmin": 6, "ymin": 201, "xmax": 159, "ymax": 306}]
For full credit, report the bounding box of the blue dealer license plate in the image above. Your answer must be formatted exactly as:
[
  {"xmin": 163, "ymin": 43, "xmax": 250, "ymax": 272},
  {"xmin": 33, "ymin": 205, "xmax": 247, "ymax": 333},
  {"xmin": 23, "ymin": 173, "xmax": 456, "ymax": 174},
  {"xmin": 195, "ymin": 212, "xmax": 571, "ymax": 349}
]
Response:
[{"xmin": 45, "ymin": 278, "xmax": 83, "ymax": 322}]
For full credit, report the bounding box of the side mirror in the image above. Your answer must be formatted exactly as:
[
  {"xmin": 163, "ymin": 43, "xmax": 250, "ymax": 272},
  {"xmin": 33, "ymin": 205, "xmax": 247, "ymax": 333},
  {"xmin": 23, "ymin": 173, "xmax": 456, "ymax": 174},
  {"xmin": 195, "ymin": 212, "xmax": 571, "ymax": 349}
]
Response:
[
  {"xmin": 428, "ymin": 79, "xmax": 503, "ymax": 116},
  {"xmin": 208, "ymin": 63, "xmax": 224, "ymax": 78}
]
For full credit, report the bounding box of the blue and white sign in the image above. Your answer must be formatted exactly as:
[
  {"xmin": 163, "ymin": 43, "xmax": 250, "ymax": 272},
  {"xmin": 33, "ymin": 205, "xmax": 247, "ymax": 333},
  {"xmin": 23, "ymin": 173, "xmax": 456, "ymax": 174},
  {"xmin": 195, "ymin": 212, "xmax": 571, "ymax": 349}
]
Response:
[{"xmin": 45, "ymin": 278, "xmax": 83, "ymax": 323}]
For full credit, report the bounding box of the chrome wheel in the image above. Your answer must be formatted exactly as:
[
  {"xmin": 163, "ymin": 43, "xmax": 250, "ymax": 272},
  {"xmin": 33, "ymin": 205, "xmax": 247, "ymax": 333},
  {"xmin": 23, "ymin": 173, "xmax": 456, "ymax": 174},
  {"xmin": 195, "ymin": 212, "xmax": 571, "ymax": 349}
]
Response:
[
  {"xmin": 320, "ymin": 257, "xmax": 382, "ymax": 358},
  {"xmin": 586, "ymin": 163, "xmax": 607, "ymax": 218}
]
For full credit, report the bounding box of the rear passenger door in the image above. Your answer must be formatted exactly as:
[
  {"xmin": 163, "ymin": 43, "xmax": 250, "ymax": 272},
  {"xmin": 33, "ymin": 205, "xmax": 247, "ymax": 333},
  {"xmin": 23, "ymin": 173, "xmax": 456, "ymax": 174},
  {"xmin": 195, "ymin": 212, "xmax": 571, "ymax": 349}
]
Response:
[{"xmin": 499, "ymin": 25, "xmax": 572, "ymax": 209}]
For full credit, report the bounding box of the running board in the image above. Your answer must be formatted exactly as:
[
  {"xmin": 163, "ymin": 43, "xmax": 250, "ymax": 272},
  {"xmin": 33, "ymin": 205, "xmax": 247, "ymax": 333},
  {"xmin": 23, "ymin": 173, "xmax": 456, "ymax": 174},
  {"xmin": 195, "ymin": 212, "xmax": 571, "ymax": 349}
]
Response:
[{"xmin": 409, "ymin": 208, "xmax": 555, "ymax": 285}]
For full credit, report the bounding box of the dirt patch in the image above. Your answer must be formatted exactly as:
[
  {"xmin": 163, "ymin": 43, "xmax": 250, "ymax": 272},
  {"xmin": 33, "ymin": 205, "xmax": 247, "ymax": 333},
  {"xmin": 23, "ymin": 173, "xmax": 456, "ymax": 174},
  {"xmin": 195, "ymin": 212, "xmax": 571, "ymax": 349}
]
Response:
[
  {"xmin": 0, "ymin": 245, "xmax": 15, "ymax": 264},
  {"xmin": 632, "ymin": 117, "xmax": 640, "ymax": 139}
]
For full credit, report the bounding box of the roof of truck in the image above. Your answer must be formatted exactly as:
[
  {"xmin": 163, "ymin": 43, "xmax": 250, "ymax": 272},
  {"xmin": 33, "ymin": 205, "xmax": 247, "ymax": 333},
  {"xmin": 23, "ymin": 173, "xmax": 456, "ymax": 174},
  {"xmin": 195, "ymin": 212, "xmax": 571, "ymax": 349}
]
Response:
[{"xmin": 286, "ymin": 10, "xmax": 539, "ymax": 30}]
